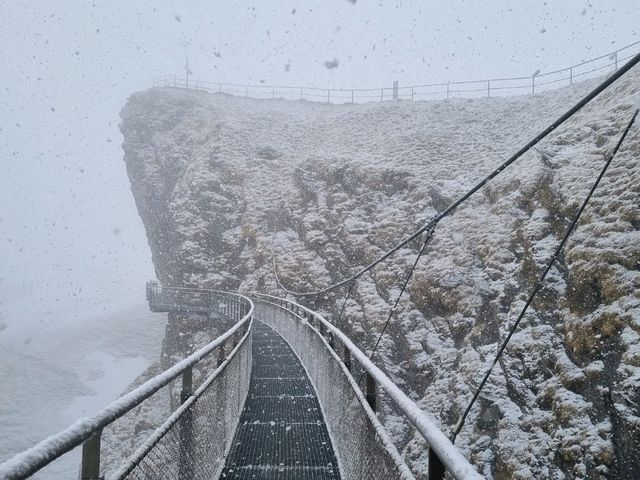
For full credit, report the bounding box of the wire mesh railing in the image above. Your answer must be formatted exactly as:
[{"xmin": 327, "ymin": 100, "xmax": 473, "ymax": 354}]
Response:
[
  {"xmin": 0, "ymin": 289, "xmax": 254, "ymax": 480},
  {"xmin": 152, "ymin": 40, "xmax": 640, "ymax": 104},
  {"xmin": 113, "ymin": 320, "xmax": 252, "ymax": 480},
  {"xmin": 251, "ymin": 293, "xmax": 483, "ymax": 480}
]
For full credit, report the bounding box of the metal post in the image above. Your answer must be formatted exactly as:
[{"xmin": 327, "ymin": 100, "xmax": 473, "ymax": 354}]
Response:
[
  {"xmin": 185, "ymin": 57, "xmax": 189, "ymax": 89},
  {"xmin": 343, "ymin": 346, "xmax": 351, "ymax": 371},
  {"xmin": 570, "ymin": 66, "xmax": 573, "ymax": 85},
  {"xmin": 446, "ymin": 82, "xmax": 450, "ymax": 100},
  {"xmin": 351, "ymin": 89, "xmax": 354, "ymax": 104},
  {"xmin": 380, "ymin": 88, "xmax": 383, "ymax": 101},
  {"xmin": 487, "ymin": 80, "xmax": 491, "ymax": 97},
  {"xmin": 327, "ymin": 89, "xmax": 330, "ymax": 103},
  {"xmin": 532, "ymin": 76, "xmax": 535, "ymax": 95},
  {"xmin": 393, "ymin": 80, "xmax": 398, "ymax": 100},
  {"xmin": 218, "ymin": 342, "xmax": 226, "ymax": 366},
  {"xmin": 365, "ymin": 372, "xmax": 376, "ymax": 411},
  {"xmin": 81, "ymin": 430, "xmax": 103, "ymax": 480},
  {"xmin": 411, "ymin": 86, "xmax": 414, "ymax": 101},
  {"xmin": 328, "ymin": 332, "xmax": 336, "ymax": 351},
  {"xmin": 179, "ymin": 402, "xmax": 194, "ymax": 480},
  {"xmin": 428, "ymin": 448, "xmax": 446, "ymax": 480},
  {"xmin": 181, "ymin": 366, "xmax": 193, "ymax": 403}
]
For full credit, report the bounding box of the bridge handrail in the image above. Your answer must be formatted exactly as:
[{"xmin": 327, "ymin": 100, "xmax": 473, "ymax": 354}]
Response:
[
  {"xmin": 251, "ymin": 292, "xmax": 483, "ymax": 480},
  {"xmin": 111, "ymin": 315, "xmax": 253, "ymax": 479},
  {"xmin": 0, "ymin": 291, "xmax": 254, "ymax": 480}
]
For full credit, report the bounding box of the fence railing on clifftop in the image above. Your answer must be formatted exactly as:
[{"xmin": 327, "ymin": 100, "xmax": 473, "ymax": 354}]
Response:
[{"xmin": 153, "ymin": 40, "xmax": 640, "ymax": 104}]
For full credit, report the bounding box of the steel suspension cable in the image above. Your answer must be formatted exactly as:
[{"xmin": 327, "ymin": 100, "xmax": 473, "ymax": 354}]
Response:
[
  {"xmin": 273, "ymin": 51, "xmax": 640, "ymax": 298},
  {"xmin": 450, "ymin": 108, "xmax": 639, "ymax": 443},
  {"xmin": 335, "ymin": 280, "xmax": 356, "ymax": 328},
  {"xmin": 358, "ymin": 228, "xmax": 435, "ymax": 385}
]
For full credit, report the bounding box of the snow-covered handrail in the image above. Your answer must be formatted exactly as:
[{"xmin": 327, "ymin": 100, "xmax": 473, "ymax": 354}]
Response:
[
  {"xmin": 110, "ymin": 315, "xmax": 253, "ymax": 479},
  {"xmin": 251, "ymin": 292, "xmax": 484, "ymax": 480},
  {"xmin": 0, "ymin": 292, "xmax": 254, "ymax": 480}
]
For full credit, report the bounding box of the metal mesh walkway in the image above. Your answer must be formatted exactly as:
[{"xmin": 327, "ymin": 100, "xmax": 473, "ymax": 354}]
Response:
[{"xmin": 220, "ymin": 321, "xmax": 341, "ymax": 479}]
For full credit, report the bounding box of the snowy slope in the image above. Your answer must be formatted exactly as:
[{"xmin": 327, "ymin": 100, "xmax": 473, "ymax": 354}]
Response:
[
  {"xmin": 121, "ymin": 65, "xmax": 640, "ymax": 479},
  {"xmin": 0, "ymin": 304, "xmax": 166, "ymax": 479}
]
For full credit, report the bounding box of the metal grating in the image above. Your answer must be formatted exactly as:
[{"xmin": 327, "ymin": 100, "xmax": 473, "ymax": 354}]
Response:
[{"xmin": 220, "ymin": 321, "xmax": 341, "ymax": 479}]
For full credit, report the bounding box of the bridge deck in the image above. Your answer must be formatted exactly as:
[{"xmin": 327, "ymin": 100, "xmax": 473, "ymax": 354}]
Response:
[{"xmin": 220, "ymin": 321, "xmax": 341, "ymax": 480}]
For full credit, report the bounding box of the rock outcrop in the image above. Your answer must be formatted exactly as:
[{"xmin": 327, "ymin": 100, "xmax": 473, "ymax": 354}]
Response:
[{"xmin": 120, "ymin": 67, "xmax": 640, "ymax": 479}]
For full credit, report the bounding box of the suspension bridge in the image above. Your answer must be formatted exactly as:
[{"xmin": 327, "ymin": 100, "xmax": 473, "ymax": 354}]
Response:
[{"xmin": 1, "ymin": 45, "xmax": 639, "ymax": 480}]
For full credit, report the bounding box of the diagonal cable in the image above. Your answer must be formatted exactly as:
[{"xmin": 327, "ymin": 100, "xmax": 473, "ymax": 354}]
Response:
[
  {"xmin": 272, "ymin": 51, "xmax": 640, "ymax": 297},
  {"xmin": 450, "ymin": 108, "xmax": 638, "ymax": 442},
  {"xmin": 358, "ymin": 227, "xmax": 435, "ymax": 385}
]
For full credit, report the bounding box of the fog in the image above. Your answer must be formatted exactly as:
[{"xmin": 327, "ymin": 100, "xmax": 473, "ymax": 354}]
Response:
[
  {"xmin": 1, "ymin": 0, "xmax": 637, "ymax": 338},
  {"xmin": 0, "ymin": 0, "xmax": 638, "ymax": 472}
]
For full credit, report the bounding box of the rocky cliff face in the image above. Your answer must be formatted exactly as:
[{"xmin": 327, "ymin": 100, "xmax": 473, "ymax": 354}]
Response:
[{"xmin": 120, "ymin": 68, "xmax": 640, "ymax": 479}]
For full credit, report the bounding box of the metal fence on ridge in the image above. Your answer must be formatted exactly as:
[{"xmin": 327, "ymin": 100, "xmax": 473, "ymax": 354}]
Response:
[{"xmin": 152, "ymin": 40, "xmax": 640, "ymax": 104}]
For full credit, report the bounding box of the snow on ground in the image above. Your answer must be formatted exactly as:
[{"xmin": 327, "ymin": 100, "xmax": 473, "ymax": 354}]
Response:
[
  {"xmin": 121, "ymin": 64, "xmax": 640, "ymax": 479},
  {"xmin": 0, "ymin": 303, "xmax": 166, "ymax": 479}
]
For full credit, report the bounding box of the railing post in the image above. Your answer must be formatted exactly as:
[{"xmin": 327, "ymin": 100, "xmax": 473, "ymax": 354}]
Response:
[
  {"xmin": 351, "ymin": 89, "xmax": 354, "ymax": 104},
  {"xmin": 365, "ymin": 372, "xmax": 376, "ymax": 411},
  {"xmin": 531, "ymin": 75, "xmax": 535, "ymax": 95},
  {"xmin": 380, "ymin": 88, "xmax": 383, "ymax": 101},
  {"xmin": 393, "ymin": 80, "xmax": 398, "ymax": 100},
  {"xmin": 81, "ymin": 430, "xmax": 103, "ymax": 480},
  {"xmin": 428, "ymin": 448, "xmax": 445, "ymax": 480},
  {"xmin": 570, "ymin": 66, "xmax": 573, "ymax": 85},
  {"xmin": 327, "ymin": 89, "xmax": 330, "ymax": 103},
  {"xmin": 411, "ymin": 86, "xmax": 414, "ymax": 101},
  {"xmin": 181, "ymin": 366, "xmax": 193, "ymax": 403},
  {"xmin": 446, "ymin": 82, "xmax": 450, "ymax": 100},
  {"xmin": 343, "ymin": 345, "xmax": 351, "ymax": 371},
  {"xmin": 179, "ymin": 381, "xmax": 194, "ymax": 480},
  {"xmin": 487, "ymin": 80, "xmax": 491, "ymax": 97},
  {"xmin": 328, "ymin": 332, "xmax": 336, "ymax": 350},
  {"xmin": 218, "ymin": 342, "xmax": 226, "ymax": 366}
]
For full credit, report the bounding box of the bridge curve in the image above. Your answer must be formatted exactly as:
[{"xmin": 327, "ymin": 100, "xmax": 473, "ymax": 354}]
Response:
[{"xmin": 0, "ymin": 284, "xmax": 482, "ymax": 480}]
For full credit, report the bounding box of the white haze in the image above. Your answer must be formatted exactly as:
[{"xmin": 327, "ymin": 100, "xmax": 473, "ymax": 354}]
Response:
[{"xmin": 0, "ymin": 0, "xmax": 637, "ymax": 471}]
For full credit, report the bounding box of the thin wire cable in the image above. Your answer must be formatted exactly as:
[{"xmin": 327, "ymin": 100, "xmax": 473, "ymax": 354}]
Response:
[
  {"xmin": 358, "ymin": 228, "xmax": 435, "ymax": 385},
  {"xmin": 450, "ymin": 108, "xmax": 639, "ymax": 443},
  {"xmin": 272, "ymin": 51, "xmax": 640, "ymax": 298},
  {"xmin": 335, "ymin": 280, "xmax": 356, "ymax": 328}
]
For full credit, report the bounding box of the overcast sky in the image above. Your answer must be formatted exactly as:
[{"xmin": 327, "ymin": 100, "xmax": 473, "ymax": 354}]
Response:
[{"xmin": 0, "ymin": 0, "xmax": 637, "ymax": 340}]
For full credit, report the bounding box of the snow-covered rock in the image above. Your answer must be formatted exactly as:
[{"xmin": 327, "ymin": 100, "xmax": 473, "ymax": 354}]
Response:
[{"xmin": 120, "ymin": 64, "xmax": 640, "ymax": 479}]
